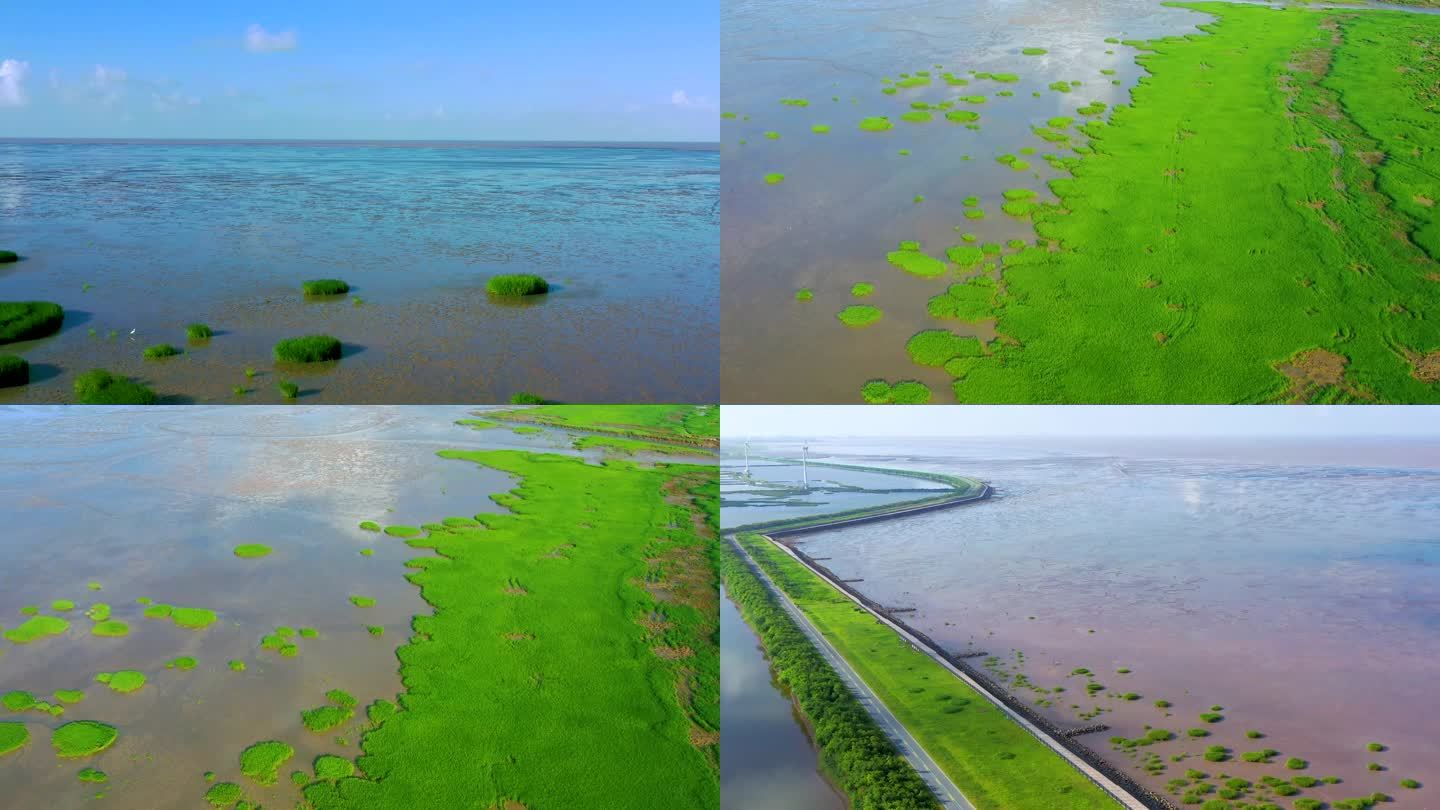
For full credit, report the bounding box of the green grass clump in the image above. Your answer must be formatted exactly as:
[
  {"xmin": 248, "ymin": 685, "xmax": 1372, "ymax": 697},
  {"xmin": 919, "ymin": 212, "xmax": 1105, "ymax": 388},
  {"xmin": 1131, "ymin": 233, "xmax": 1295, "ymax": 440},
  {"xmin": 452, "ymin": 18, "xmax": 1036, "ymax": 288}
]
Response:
[
  {"xmin": 314, "ymin": 755, "xmax": 355, "ymax": 780},
  {"xmin": 0, "ymin": 301, "xmax": 65, "ymax": 344},
  {"xmin": 73, "ymin": 369, "xmax": 156, "ymax": 405},
  {"xmin": 302, "ymin": 690, "xmax": 356, "ymax": 733},
  {"xmin": 927, "ymin": 278, "xmax": 995, "ymax": 321},
  {"xmin": 946, "ymin": 110, "xmax": 980, "ymax": 123},
  {"xmin": 794, "ymin": 288, "xmax": 814, "ymax": 302},
  {"xmin": 0, "ymin": 250, "xmax": 15, "ymax": 263},
  {"xmin": 1200, "ymin": 712, "xmax": 1223, "ymax": 723},
  {"xmin": 1286, "ymin": 757, "xmax": 1308, "ymax": 770},
  {"xmin": 91, "ymin": 620, "xmax": 130, "ymax": 637},
  {"xmin": 166, "ymin": 656, "xmax": 198, "ymax": 670},
  {"xmin": 52, "ymin": 721, "xmax": 118, "ymax": 757},
  {"xmin": 901, "ymin": 110, "xmax": 932, "ymax": 123},
  {"xmin": 78, "ymin": 767, "xmax": 107, "ymax": 783},
  {"xmin": 764, "ymin": 173, "xmax": 785, "ymax": 185},
  {"xmin": 96, "ymin": 670, "xmax": 146, "ymax": 693},
  {"xmin": 359, "ymin": 521, "xmax": 381, "ymax": 532},
  {"xmin": 171, "ymin": 607, "xmax": 218, "ymax": 629},
  {"xmin": 4, "ymin": 615, "xmax": 69, "ymax": 644},
  {"xmin": 277, "ymin": 380, "xmax": 300, "ymax": 399},
  {"xmin": 349, "ymin": 596, "xmax": 376, "ymax": 608},
  {"xmin": 859, "ymin": 116, "xmax": 893, "ymax": 131},
  {"xmin": 1022, "ymin": 47, "xmax": 1048, "ymax": 55},
  {"xmin": 228, "ymin": 660, "xmax": 246, "ymax": 672},
  {"xmin": 0, "ymin": 722, "xmax": 26, "ymax": 756},
  {"xmin": 1367, "ymin": 742, "xmax": 1385, "ymax": 752},
  {"xmin": 836, "ymin": 306, "xmax": 882, "ymax": 327},
  {"xmin": 1241, "ymin": 749, "xmax": 1279, "ymax": 763},
  {"xmin": 861, "ymin": 379, "xmax": 932, "ymax": 404},
  {"xmin": 273, "ymin": 335, "xmax": 342, "ymax": 363},
  {"xmin": 907, "ymin": 330, "xmax": 983, "ymax": 367},
  {"xmin": 0, "ymin": 355, "xmax": 29, "ymax": 387},
  {"xmin": 240, "ymin": 740, "xmax": 294, "ymax": 786},
  {"xmin": 384, "ymin": 525, "xmax": 421, "ymax": 538},
  {"xmin": 186, "ymin": 322, "xmax": 213, "ymax": 340},
  {"xmin": 233, "ymin": 544, "xmax": 273, "ymax": 559},
  {"xmin": 1400, "ymin": 779, "xmax": 1420, "ymax": 789},
  {"xmin": 486, "ymin": 274, "xmax": 549, "ymax": 297},
  {"xmin": 302, "ymin": 279, "xmax": 350, "ymax": 296},
  {"xmin": 143, "ymin": 343, "xmax": 182, "ymax": 359},
  {"xmin": 887, "ymin": 242, "xmax": 947, "ymax": 278},
  {"xmin": 51, "ymin": 599, "xmax": 74, "ymax": 611},
  {"xmin": 54, "ymin": 690, "xmax": 85, "ymax": 704},
  {"xmin": 850, "ymin": 282, "xmax": 875, "ymax": 298},
  {"xmin": 2, "ymin": 691, "xmax": 35, "ymax": 711},
  {"xmin": 204, "ymin": 782, "xmax": 243, "ymax": 807},
  {"xmin": 812, "ymin": 124, "xmax": 831, "ymax": 133}
]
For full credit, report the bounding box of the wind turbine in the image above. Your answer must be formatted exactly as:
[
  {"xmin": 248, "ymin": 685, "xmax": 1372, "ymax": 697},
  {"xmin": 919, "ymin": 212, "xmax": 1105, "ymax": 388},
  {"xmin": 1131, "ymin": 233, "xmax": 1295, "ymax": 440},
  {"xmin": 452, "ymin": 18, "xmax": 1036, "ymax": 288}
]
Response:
[
  {"xmin": 801, "ymin": 442, "xmax": 810, "ymax": 490},
  {"xmin": 743, "ymin": 440, "xmax": 751, "ymax": 476}
]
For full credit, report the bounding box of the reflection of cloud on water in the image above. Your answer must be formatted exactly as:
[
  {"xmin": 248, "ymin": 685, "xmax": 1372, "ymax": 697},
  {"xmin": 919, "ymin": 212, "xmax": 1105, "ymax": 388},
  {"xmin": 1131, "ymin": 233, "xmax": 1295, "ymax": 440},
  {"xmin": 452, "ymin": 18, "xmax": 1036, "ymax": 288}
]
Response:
[{"xmin": 1179, "ymin": 478, "xmax": 1205, "ymax": 513}]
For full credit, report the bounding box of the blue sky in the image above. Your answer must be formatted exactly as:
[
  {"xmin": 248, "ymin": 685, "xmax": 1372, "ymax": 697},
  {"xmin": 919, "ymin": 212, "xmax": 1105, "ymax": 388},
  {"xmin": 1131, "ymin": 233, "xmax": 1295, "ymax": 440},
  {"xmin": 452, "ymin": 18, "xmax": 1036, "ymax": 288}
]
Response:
[
  {"xmin": 722, "ymin": 406, "xmax": 1440, "ymax": 438},
  {"xmin": 0, "ymin": 1, "xmax": 717, "ymax": 141}
]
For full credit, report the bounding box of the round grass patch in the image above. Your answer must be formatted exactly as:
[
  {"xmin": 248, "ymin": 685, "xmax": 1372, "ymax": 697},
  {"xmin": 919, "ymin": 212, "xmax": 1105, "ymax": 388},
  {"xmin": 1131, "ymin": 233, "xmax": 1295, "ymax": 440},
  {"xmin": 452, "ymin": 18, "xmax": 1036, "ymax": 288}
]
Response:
[
  {"xmin": 860, "ymin": 379, "xmax": 932, "ymax": 404},
  {"xmin": 273, "ymin": 335, "xmax": 342, "ymax": 363},
  {"xmin": 0, "ymin": 723, "xmax": 28, "ymax": 756},
  {"xmin": 836, "ymin": 306, "xmax": 882, "ymax": 327},
  {"xmin": 764, "ymin": 173, "xmax": 785, "ymax": 184},
  {"xmin": 0, "ymin": 355, "xmax": 29, "ymax": 387},
  {"xmin": 142, "ymin": 343, "xmax": 182, "ymax": 360},
  {"xmin": 73, "ymin": 369, "xmax": 157, "ymax": 405},
  {"xmin": 3, "ymin": 615, "xmax": 70, "ymax": 644},
  {"xmin": 0, "ymin": 301, "xmax": 65, "ymax": 344},
  {"xmin": 850, "ymin": 282, "xmax": 875, "ymax": 297},
  {"xmin": 52, "ymin": 721, "xmax": 118, "ymax": 758},
  {"xmin": 314, "ymin": 755, "xmax": 355, "ymax": 780},
  {"xmin": 302, "ymin": 279, "xmax": 350, "ymax": 296},
  {"xmin": 906, "ymin": 330, "xmax": 983, "ymax": 366},
  {"xmin": 186, "ymin": 323, "xmax": 213, "ymax": 341},
  {"xmin": 859, "ymin": 116, "xmax": 893, "ymax": 132},
  {"xmin": 240, "ymin": 740, "xmax": 295, "ymax": 786},
  {"xmin": 204, "ymin": 781, "xmax": 243, "ymax": 807},
  {"xmin": 233, "ymin": 544, "xmax": 273, "ymax": 559},
  {"xmin": 486, "ymin": 274, "xmax": 549, "ymax": 297},
  {"xmin": 91, "ymin": 621, "xmax": 130, "ymax": 638}
]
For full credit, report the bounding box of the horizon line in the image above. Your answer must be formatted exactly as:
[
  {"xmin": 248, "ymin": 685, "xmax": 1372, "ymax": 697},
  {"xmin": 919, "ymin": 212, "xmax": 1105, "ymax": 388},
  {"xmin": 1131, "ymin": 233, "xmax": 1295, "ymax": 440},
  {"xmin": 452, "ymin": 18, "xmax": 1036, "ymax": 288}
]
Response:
[{"xmin": 0, "ymin": 136, "xmax": 719, "ymax": 149}]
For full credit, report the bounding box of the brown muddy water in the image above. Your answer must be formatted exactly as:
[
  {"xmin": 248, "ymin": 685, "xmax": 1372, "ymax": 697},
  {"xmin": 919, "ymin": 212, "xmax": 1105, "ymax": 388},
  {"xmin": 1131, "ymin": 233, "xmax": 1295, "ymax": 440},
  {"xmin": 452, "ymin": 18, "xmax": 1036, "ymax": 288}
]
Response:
[
  {"xmin": 726, "ymin": 437, "xmax": 1440, "ymax": 807},
  {"xmin": 721, "ymin": 0, "xmax": 1213, "ymax": 402},
  {"xmin": 0, "ymin": 405, "xmax": 693, "ymax": 809}
]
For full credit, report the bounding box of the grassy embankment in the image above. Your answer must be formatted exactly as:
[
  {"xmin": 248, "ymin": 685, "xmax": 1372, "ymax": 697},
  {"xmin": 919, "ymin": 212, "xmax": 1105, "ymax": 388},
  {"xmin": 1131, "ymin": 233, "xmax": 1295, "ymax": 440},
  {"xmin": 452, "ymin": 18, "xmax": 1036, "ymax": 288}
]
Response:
[
  {"xmin": 943, "ymin": 3, "xmax": 1440, "ymax": 403},
  {"xmin": 485, "ymin": 404, "xmax": 720, "ymax": 448},
  {"xmin": 721, "ymin": 541, "xmax": 938, "ymax": 809},
  {"xmin": 737, "ymin": 533, "xmax": 1119, "ymax": 810},
  {"xmin": 267, "ymin": 406, "xmax": 719, "ymax": 809},
  {"xmin": 729, "ymin": 459, "xmax": 984, "ymax": 535}
]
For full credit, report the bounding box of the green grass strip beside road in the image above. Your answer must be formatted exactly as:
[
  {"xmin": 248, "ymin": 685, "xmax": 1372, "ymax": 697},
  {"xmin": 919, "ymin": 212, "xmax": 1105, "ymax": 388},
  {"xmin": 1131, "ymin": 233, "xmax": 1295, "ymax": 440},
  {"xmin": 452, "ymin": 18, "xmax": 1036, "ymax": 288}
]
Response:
[{"xmin": 738, "ymin": 533, "xmax": 1119, "ymax": 810}]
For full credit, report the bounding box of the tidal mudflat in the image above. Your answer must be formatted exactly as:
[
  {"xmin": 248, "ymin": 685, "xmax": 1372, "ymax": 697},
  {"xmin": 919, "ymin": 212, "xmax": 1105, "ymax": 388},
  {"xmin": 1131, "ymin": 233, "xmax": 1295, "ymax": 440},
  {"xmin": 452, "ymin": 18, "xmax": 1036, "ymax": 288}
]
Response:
[
  {"xmin": 721, "ymin": 0, "xmax": 1440, "ymax": 403},
  {"xmin": 0, "ymin": 404, "xmax": 719, "ymax": 808},
  {"xmin": 737, "ymin": 436, "xmax": 1439, "ymax": 807},
  {"xmin": 0, "ymin": 140, "xmax": 718, "ymax": 404}
]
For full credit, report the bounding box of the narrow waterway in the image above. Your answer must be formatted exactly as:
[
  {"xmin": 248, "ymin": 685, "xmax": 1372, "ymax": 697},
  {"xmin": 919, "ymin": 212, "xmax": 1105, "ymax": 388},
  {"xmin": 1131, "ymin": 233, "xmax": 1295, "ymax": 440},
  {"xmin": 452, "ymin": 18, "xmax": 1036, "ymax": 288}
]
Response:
[{"xmin": 720, "ymin": 585, "xmax": 846, "ymax": 810}]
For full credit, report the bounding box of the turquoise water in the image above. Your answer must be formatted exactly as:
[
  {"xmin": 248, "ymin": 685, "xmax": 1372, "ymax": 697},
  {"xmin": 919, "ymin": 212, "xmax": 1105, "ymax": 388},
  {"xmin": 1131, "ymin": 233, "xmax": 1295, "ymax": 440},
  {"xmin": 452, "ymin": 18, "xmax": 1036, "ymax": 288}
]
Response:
[{"xmin": 0, "ymin": 140, "xmax": 718, "ymax": 403}]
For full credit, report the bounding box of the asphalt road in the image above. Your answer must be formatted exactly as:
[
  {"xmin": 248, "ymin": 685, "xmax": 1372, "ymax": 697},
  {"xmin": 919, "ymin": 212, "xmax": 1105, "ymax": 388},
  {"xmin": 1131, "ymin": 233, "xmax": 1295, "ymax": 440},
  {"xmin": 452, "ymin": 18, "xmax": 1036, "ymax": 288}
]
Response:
[{"xmin": 728, "ymin": 535, "xmax": 974, "ymax": 810}]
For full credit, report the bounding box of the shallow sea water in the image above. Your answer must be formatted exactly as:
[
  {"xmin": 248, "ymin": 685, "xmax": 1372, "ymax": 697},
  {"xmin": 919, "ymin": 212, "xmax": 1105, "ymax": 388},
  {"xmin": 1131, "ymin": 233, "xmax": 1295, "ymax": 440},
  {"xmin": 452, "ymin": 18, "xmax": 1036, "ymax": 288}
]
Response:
[{"xmin": 0, "ymin": 141, "xmax": 719, "ymax": 403}]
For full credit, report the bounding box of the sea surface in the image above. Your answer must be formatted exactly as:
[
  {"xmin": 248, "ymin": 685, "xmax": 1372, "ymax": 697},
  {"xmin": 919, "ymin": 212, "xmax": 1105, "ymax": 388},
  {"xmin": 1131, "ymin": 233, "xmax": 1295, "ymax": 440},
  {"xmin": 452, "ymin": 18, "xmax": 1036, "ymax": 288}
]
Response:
[
  {"xmin": 725, "ymin": 436, "xmax": 1440, "ymax": 806},
  {"xmin": 0, "ymin": 140, "xmax": 718, "ymax": 403}
]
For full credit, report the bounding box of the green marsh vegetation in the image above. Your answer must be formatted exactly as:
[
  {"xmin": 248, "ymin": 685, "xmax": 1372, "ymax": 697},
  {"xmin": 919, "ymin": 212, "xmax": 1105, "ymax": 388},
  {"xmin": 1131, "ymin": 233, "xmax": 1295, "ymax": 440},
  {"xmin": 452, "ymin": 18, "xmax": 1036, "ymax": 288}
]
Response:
[
  {"xmin": 0, "ymin": 355, "xmax": 29, "ymax": 387},
  {"xmin": 0, "ymin": 301, "xmax": 65, "ymax": 344},
  {"xmin": 764, "ymin": 172, "xmax": 786, "ymax": 184},
  {"xmin": 294, "ymin": 439, "xmax": 718, "ymax": 808},
  {"xmin": 52, "ymin": 721, "xmax": 118, "ymax": 757},
  {"xmin": 301, "ymin": 279, "xmax": 350, "ymax": 296},
  {"xmin": 277, "ymin": 379, "xmax": 300, "ymax": 399},
  {"xmin": 736, "ymin": 533, "xmax": 1117, "ymax": 809},
  {"xmin": 571, "ymin": 435, "xmax": 715, "ymax": 457},
  {"xmin": 482, "ymin": 404, "xmax": 718, "ymax": 448},
  {"xmin": 0, "ymin": 250, "xmax": 16, "ymax": 263},
  {"xmin": 940, "ymin": 4, "xmax": 1440, "ymax": 403},
  {"xmin": 861, "ymin": 379, "xmax": 933, "ymax": 404},
  {"xmin": 273, "ymin": 335, "xmax": 342, "ymax": 363},
  {"xmin": 233, "ymin": 544, "xmax": 273, "ymax": 559},
  {"xmin": 186, "ymin": 322, "xmax": 214, "ymax": 341},
  {"xmin": 142, "ymin": 343, "xmax": 182, "ymax": 360},
  {"xmin": 837, "ymin": 305, "xmax": 883, "ymax": 327}
]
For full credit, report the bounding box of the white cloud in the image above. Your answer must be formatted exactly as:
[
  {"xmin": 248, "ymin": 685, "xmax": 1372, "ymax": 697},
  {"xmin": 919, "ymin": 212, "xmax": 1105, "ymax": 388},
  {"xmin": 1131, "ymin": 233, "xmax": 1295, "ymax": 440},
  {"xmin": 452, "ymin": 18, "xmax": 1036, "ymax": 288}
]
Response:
[
  {"xmin": 669, "ymin": 89, "xmax": 715, "ymax": 110},
  {"xmin": 245, "ymin": 24, "xmax": 298, "ymax": 53},
  {"xmin": 0, "ymin": 59, "xmax": 31, "ymax": 107},
  {"xmin": 92, "ymin": 65, "xmax": 127, "ymax": 86}
]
